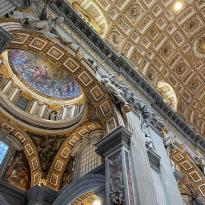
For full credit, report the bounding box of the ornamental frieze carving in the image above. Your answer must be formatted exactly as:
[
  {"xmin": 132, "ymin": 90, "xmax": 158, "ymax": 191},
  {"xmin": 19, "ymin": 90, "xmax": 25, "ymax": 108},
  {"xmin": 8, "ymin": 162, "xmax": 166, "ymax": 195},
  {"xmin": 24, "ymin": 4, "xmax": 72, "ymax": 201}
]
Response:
[{"xmin": 109, "ymin": 155, "xmax": 124, "ymax": 205}]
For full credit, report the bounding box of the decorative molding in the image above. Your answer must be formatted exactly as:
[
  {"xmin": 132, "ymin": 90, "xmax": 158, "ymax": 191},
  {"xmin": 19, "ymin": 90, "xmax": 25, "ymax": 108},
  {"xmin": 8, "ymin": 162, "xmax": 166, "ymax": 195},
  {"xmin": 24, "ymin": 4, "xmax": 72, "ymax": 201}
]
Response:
[
  {"xmin": 170, "ymin": 145, "xmax": 205, "ymax": 198},
  {"xmin": 46, "ymin": 121, "xmax": 103, "ymax": 190},
  {"xmin": 96, "ymin": 126, "xmax": 135, "ymax": 205},
  {"xmin": 0, "ymin": 114, "xmax": 42, "ymax": 187}
]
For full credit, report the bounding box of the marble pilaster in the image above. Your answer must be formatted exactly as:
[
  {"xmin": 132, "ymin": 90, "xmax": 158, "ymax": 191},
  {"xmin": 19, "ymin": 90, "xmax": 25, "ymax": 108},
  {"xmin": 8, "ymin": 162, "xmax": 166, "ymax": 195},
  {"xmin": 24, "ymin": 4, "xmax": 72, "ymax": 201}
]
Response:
[{"xmin": 96, "ymin": 126, "xmax": 136, "ymax": 205}]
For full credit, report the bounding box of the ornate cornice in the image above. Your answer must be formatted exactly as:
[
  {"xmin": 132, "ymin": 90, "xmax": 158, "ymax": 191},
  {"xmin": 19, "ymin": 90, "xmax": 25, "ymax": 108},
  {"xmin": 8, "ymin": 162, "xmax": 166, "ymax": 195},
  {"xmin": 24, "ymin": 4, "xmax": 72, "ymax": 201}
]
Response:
[{"xmin": 49, "ymin": 0, "xmax": 205, "ymax": 151}]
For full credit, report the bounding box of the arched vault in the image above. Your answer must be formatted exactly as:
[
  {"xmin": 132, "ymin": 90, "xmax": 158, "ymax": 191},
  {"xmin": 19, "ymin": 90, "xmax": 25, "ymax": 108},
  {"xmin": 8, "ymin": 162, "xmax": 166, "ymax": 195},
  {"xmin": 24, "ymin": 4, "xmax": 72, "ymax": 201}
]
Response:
[
  {"xmin": 0, "ymin": 113, "xmax": 42, "ymax": 187},
  {"xmin": 170, "ymin": 143, "xmax": 205, "ymax": 202},
  {"xmin": 47, "ymin": 121, "xmax": 103, "ymax": 190},
  {"xmin": 53, "ymin": 174, "xmax": 105, "ymax": 205}
]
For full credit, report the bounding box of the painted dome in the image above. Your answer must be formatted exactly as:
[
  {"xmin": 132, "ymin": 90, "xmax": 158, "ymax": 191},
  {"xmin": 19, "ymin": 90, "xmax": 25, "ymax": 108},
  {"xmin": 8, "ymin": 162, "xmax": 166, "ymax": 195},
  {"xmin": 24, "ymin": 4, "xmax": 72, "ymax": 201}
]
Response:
[{"xmin": 8, "ymin": 49, "xmax": 81, "ymax": 99}]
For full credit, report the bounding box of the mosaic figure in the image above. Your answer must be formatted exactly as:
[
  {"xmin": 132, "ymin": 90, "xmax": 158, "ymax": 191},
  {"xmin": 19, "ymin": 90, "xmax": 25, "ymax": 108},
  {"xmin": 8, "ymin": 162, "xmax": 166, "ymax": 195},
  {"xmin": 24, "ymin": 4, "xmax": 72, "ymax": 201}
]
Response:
[{"xmin": 8, "ymin": 49, "xmax": 81, "ymax": 99}]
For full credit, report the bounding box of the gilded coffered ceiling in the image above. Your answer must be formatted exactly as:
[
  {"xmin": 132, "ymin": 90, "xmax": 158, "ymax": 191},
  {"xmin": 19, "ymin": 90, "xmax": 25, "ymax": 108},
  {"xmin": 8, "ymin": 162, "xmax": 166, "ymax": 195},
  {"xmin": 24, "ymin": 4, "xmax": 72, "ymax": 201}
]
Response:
[{"xmin": 69, "ymin": 0, "xmax": 205, "ymax": 137}]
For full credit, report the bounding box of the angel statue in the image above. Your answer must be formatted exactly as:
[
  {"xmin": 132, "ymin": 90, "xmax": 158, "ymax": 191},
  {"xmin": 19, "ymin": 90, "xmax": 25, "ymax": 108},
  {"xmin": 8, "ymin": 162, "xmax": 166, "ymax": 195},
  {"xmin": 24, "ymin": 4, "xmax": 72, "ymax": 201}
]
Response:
[
  {"xmin": 98, "ymin": 73, "xmax": 131, "ymax": 113},
  {"xmin": 0, "ymin": 0, "xmax": 32, "ymax": 18},
  {"xmin": 161, "ymin": 128, "xmax": 176, "ymax": 149},
  {"xmin": 10, "ymin": 1, "xmax": 64, "ymax": 38},
  {"xmin": 140, "ymin": 106, "xmax": 154, "ymax": 150},
  {"xmin": 193, "ymin": 154, "xmax": 205, "ymax": 175}
]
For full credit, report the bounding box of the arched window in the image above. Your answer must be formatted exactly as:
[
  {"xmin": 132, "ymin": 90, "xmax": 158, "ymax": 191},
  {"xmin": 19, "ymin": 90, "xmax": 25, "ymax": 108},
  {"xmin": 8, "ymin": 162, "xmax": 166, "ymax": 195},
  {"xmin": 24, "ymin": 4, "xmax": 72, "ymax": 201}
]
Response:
[
  {"xmin": 0, "ymin": 141, "xmax": 8, "ymax": 165},
  {"xmin": 68, "ymin": 0, "xmax": 108, "ymax": 37},
  {"xmin": 77, "ymin": 131, "xmax": 103, "ymax": 177},
  {"xmin": 79, "ymin": 136, "xmax": 101, "ymax": 177},
  {"xmin": 0, "ymin": 129, "xmax": 21, "ymax": 179},
  {"xmin": 61, "ymin": 131, "xmax": 103, "ymax": 184},
  {"xmin": 156, "ymin": 82, "xmax": 178, "ymax": 111}
]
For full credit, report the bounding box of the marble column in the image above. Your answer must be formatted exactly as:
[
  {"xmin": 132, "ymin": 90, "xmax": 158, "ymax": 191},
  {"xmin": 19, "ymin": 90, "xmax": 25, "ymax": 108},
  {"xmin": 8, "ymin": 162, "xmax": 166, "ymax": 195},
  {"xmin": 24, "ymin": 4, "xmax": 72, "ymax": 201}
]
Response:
[
  {"xmin": 29, "ymin": 101, "xmax": 38, "ymax": 114},
  {"xmin": 39, "ymin": 104, "xmax": 47, "ymax": 118},
  {"xmin": 61, "ymin": 106, "xmax": 67, "ymax": 120},
  {"xmin": 2, "ymin": 80, "xmax": 12, "ymax": 94},
  {"xmin": 96, "ymin": 126, "xmax": 136, "ymax": 205},
  {"xmin": 9, "ymin": 87, "xmax": 19, "ymax": 101}
]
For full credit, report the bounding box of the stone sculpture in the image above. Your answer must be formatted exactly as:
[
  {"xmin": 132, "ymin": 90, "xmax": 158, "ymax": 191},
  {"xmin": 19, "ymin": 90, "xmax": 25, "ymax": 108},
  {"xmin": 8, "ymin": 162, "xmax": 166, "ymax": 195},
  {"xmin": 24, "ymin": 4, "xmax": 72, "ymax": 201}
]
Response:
[
  {"xmin": 76, "ymin": 47, "xmax": 83, "ymax": 60},
  {"xmin": 162, "ymin": 128, "xmax": 176, "ymax": 148},
  {"xmin": 15, "ymin": 1, "xmax": 64, "ymax": 38},
  {"xmin": 97, "ymin": 70, "xmax": 167, "ymax": 149},
  {"xmin": 141, "ymin": 106, "xmax": 154, "ymax": 150},
  {"xmin": 49, "ymin": 111, "xmax": 57, "ymax": 121},
  {"xmin": 193, "ymin": 155, "xmax": 205, "ymax": 175},
  {"xmin": 13, "ymin": 0, "xmax": 32, "ymax": 7},
  {"xmin": 97, "ymin": 70, "xmax": 146, "ymax": 112},
  {"xmin": 0, "ymin": 0, "xmax": 32, "ymax": 18},
  {"xmin": 21, "ymin": 15, "xmax": 64, "ymax": 37},
  {"xmin": 99, "ymin": 73, "xmax": 130, "ymax": 112}
]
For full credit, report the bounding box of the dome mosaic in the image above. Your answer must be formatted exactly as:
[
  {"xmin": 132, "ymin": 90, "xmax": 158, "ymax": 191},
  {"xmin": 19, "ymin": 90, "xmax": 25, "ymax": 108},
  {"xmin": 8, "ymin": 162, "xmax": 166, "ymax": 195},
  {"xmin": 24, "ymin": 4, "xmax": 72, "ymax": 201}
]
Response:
[{"xmin": 8, "ymin": 49, "xmax": 81, "ymax": 100}]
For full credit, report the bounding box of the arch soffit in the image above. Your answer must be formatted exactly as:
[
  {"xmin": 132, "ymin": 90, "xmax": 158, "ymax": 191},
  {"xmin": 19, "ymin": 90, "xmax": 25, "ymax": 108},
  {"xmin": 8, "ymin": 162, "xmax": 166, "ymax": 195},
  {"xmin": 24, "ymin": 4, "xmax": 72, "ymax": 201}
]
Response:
[
  {"xmin": 47, "ymin": 121, "xmax": 103, "ymax": 190},
  {"xmin": 170, "ymin": 143, "xmax": 205, "ymax": 199},
  {"xmin": 0, "ymin": 113, "xmax": 42, "ymax": 187},
  {"xmin": 53, "ymin": 174, "xmax": 105, "ymax": 205},
  {"xmin": 2, "ymin": 28, "xmax": 119, "ymax": 132}
]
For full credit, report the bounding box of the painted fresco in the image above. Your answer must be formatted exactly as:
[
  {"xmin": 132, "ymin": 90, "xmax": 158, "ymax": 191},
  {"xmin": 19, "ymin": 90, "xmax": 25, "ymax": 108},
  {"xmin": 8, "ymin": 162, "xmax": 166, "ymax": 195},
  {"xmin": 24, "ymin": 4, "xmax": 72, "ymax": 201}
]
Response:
[
  {"xmin": 61, "ymin": 156, "xmax": 75, "ymax": 188},
  {"xmin": 8, "ymin": 49, "xmax": 81, "ymax": 99},
  {"xmin": 29, "ymin": 133, "xmax": 64, "ymax": 178},
  {"xmin": 3, "ymin": 150, "xmax": 30, "ymax": 190}
]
